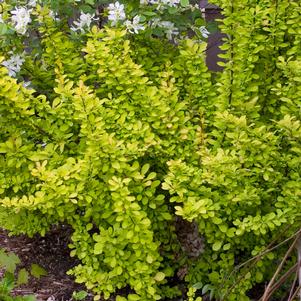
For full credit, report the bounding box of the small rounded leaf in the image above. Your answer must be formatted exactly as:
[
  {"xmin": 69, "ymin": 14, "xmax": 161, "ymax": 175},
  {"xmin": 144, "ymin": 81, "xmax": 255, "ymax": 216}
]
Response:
[
  {"xmin": 212, "ymin": 241, "xmax": 222, "ymax": 251},
  {"xmin": 154, "ymin": 272, "xmax": 165, "ymax": 282}
]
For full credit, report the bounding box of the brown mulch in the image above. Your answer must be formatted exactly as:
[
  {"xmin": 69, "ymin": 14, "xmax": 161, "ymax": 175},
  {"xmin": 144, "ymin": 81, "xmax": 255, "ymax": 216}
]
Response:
[{"xmin": 0, "ymin": 225, "xmax": 93, "ymax": 301}]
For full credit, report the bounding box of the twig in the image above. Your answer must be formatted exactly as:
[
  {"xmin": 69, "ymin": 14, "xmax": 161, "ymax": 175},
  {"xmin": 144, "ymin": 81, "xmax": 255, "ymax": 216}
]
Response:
[
  {"xmin": 261, "ymin": 234, "xmax": 300, "ymax": 301},
  {"xmin": 260, "ymin": 263, "xmax": 297, "ymax": 301},
  {"xmin": 288, "ymin": 285, "xmax": 301, "ymax": 301},
  {"xmin": 236, "ymin": 227, "xmax": 301, "ymax": 272},
  {"xmin": 288, "ymin": 268, "xmax": 298, "ymax": 301},
  {"xmin": 221, "ymin": 224, "xmax": 299, "ymax": 297},
  {"xmin": 296, "ymin": 237, "xmax": 301, "ymax": 301}
]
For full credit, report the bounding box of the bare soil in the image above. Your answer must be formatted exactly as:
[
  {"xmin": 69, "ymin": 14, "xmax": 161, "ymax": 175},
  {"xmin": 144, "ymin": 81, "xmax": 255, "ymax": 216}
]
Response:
[{"xmin": 0, "ymin": 225, "xmax": 93, "ymax": 301}]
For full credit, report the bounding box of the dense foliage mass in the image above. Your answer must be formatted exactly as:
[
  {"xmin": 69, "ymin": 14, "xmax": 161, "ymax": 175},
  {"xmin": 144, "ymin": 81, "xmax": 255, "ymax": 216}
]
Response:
[{"xmin": 0, "ymin": 0, "xmax": 300, "ymax": 300}]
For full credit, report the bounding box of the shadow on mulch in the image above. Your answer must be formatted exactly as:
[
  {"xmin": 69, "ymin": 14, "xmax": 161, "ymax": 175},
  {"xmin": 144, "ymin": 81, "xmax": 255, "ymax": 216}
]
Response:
[{"xmin": 0, "ymin": 225, "xmax": 93, "ymax": 301}]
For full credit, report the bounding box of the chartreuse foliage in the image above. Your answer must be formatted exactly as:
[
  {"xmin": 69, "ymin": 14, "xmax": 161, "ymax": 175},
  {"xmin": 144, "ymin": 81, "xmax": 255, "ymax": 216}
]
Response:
[
  {"xmin": 0, "ymin": 6, "xmax": 211, "ymax": 300},
  {"xmin": 0, "ymin": 2, "xmax": 300, "ymax": 301},
  {"xmin": 162, "ymin": 0, "xmax": 301, "ymax": 300}
]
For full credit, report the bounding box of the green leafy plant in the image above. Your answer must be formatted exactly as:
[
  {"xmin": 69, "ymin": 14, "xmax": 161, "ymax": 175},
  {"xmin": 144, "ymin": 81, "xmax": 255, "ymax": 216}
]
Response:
[
  {"xmin": 72, "ymin": 290, "xmax": 88, "ymax": 301},
  {"xmin": 0, "ymin": 7, "xmax": 212, "ymax": 297},
  {"xmin": 30, "ymin": 264, "xmax": 47, "ymax": 279},
  {"xmin": 162, "ymin": 0, "xmax": 301, "ymax": 299},
  {"xmin": 186, "ymin": 287, "xmax": 202, "ymax": 301},
  {"xmin": 0, "ymin": 249, "xmax": 35, "ymax": 301}
]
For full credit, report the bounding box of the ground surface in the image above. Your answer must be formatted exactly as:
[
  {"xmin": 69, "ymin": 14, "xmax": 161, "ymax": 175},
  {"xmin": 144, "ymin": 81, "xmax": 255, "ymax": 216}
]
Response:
[
  {"xmin": 0, "ymin": 225, "xmax": 93, "ymax": 301},
  {"xmin": 0, "ymin": 224, "xmax": 285, "ymax": 301},
  {"xmin": 0, "ymin": 218, "xmax": 206, "ymax": 301}
]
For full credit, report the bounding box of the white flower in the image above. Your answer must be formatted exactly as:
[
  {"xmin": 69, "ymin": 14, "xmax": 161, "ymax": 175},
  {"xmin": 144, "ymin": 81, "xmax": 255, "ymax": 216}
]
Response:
[
  {"xmin": 149, "ymin": 17, "xmax": 162, "ymax": 28},
  {"xmin": 2, "ymin": 54, "xmax": 25, "ymax": 77},
  {"xmin": 23, "ymin": 81, "xmax": 33, "ymax": 89},
  {"xmin": 11, "ymin": 7, "xmax": 32, "ymax": 35},
  {"xmin": 108, "ymin": 2, "xmax": 126, "ymax": 26},
  {"xmin": 158, "ymin": 21, "xmax": 179, "ymax": 40},
  {"xmin": 71, "ymin": 12, "xmax": 97, "ymax": 33},
  {"xmin": 146, "ymin": 0, "xmax": 180, "ymax": 8},
  {"xmin": 125, "ymin": 15, "xmax": 145, "ymax": 34},
  {"xmin": 149, "ymin": 18, "xmax": 179, "ymax": 40},
  {"xmin": 200, "ymin": 7, "xmax": 206, "ymax": 18},
  {"xmin": 199, "ymin": 26, "xmax": 210, "ymax": 38},
  {"xmin": 49, "ymin": 10, "xmax": 60, "ymax": 21},
  {"xmin": 148, "ymin": 0, "xmax": 159, "ymax": 5},
  {"xmin": 161, "ymin": 0, "xmax": 180, "ymax": 7},
  {"xmin": 27, "ymin": 0, "xmax": 37, "ymax": 7}
]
